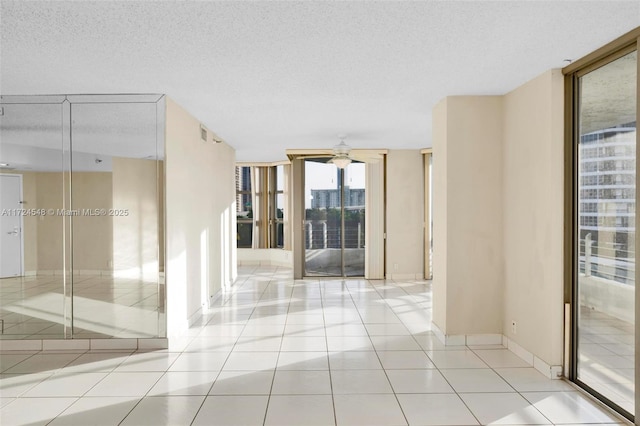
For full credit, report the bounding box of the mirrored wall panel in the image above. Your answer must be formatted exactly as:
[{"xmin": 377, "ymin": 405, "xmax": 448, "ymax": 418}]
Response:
[
  {"xmin": 0, "ymin": 97, "xmax": 67, "ymax": 339},
  {"xmin": 0, "ymin": 94, "xmax": 165, "ymax": 339}
]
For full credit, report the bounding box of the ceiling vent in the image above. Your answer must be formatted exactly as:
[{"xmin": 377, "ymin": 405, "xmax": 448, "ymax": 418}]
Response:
[{"xmin": 200, "ymin": 125, "xmax": 207, "ymax": 142}]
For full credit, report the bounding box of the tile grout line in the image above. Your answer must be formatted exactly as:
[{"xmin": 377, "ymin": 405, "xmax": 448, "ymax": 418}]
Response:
[
  {"xmin": 262, "ymin": 267, "xmax": 293, "ymax": 426},
  {"xmin": 188, "ymin": 265, "xmax": 259, "ymax": 425},
  {"xmin": 347, "ymin": 277, "xmax": 411, "ymax": 426},
  {"xmin": 319, "ymin": 277, "xmax": 339, "ymax": 426},
  {"xmin": 375, "ymin": 277, "xmax": 484, "ymax": 426}
]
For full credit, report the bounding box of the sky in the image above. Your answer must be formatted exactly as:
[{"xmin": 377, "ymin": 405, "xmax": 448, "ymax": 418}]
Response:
[{"xmin": 305, "ymin": 161, "xmax": 365, "ymax": 209}]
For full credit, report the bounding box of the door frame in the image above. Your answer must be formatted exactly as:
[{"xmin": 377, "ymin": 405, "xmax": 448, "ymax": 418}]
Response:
[
  {"xmin": 422, "ymin": 149, "xmax": 433, "ymax": 280},
  {"xmin": 290, "ymin": 152, "xmax": 386, "ymax": 279},
  {"xmin": 302, "ymin": 161, "xmax": 357, "ymax": 277},
  {"xmin": 0, "ymin": 173, "xmax": 25, "ymax": 278},
  {"xmin": 563, "ymin": 27, "xmax": 640, "ymax": 422}
]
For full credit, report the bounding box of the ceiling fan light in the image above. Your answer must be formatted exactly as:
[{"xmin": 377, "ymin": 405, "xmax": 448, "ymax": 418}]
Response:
[
  {"xmin": 333, "ymin": 141, "xmax": 351, "ymax": 156},
  {"xmin": 331, "ymin": 155, "xmax": 352, "ymax": 169}
]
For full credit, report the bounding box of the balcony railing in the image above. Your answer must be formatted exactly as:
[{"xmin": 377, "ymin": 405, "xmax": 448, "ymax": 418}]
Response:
[
  {"xmin": 579, "ymin": 235, "xmax": 635, "ymax": 286},
  {"xmin": 304, "ymin": 220, "xmax": 364, "ymax": 250}
]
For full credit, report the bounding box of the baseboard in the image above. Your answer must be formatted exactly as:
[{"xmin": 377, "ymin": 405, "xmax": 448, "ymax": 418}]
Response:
[
  {"xmin": 431, "ymin": 323, "xmax": 501, "ymax": 346},
  {"xmin": 35, "ymin": 270, "xmax": 64, "ymax": 276},
  {"xmin": 0, "ymin": 338, "xmax": 168, "ymax": 352},
  {"xmin": 386, "ymin": 273, "xmax": 425, "ymax": 280},
  {"xmin": 237, "ymin": 259, "xmax": 293, "ymax": 268},
  {"xmin": 502, "ymin": 336, "xmax": 563, "ymax": 379},
  {"xmin": 32, "ymin": 270, "xmax": 164, "ymax": 279},
  {"xmin": 75, "ymin": 269, "xmax": 113, "ymax": 276},
  {"xmin": 208, "ymin": 286, "xmax": 226, "ymax": 308},
  {"xmin": 430, "ymin": 322, "xmax": 563, "ymax": 379},
  {"xmin": 187, "ymin": 306, "xmax": 203, "ymax": 328},
  {"xmin": 35, "ymin": 269, "xmax": 113, "ymax": 276}
]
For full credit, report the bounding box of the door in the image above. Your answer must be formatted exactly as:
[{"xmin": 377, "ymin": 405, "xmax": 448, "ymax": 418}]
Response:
[
  {"xmin": 0, "ymin": 174, "xmax": 23, "ymax": 278},
  {"xmin": 574, "ymin": 49, "xmax": 636, "ymax": 418},
  {"xmin": 304, "ymin": 160, "xmax": 365, "ymax": 277}
]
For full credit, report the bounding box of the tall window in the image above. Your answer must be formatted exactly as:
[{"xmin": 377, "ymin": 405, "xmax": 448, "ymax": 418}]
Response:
[
  {"xmin": 271, "ymin": 165, "xmax": 285, "ymax": 248},
  {"xmin": 235, "ymin": 166, "xmax": 253, "ymax": 248},
  {"xmin": 236, "ymin": 165, "xmax": 287, "ymax": 249},
  {"xmin": 570, "ymin": 46, "xmax": 637, "ymax": 420}
]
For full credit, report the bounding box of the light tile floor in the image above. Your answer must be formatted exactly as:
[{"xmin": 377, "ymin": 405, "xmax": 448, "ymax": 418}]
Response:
[
  {"xmin": 0, "ymin": 274, "xmax": 160, "ymax": 339},
  {"xmin": 578, "ymin": 306, "xmax": 635, "ymax": 413},
  {"xmin": 0, "ymin": 265, "xmax": 632, "ymax": 425}
]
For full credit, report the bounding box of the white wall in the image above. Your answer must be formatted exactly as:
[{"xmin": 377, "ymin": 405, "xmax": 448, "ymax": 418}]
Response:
[
  {"xmin": 165, "ymin": 98, "xmax": 236, "ymax": 335},
  {"xmin": 502, "ymin": 69, "xmax": 564, "ymax": 367},
  {"xmin": 386, "ymin": 150, "xmax": 424, "ymax": 279}
]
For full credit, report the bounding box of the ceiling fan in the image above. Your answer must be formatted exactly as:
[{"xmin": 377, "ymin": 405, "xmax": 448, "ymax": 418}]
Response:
[{"xmin": 287, "ymin": 135, "xmax": 383, "ymax": 168}]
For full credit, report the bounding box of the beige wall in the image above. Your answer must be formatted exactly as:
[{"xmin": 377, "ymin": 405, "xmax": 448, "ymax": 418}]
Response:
[
  {"xmin": 386, "ymin": 150, "xmax": 424, "ymax": 279},
  {"xmin": 432, "ymin": 96, "xmax": 504, "ymax": 336},
  {"xmin": 432, "ymin": 100, "xmax": 448, "ymax": 330},
  {"xmin": 35, "ymin": 172, "xmax": 65, "ymax": 272},
  {"xmin": 12, "ymin": 171, "xmax": 109, "ymax": 273},
  {"xmin": 112, "ymin": 157, "xmax": 160, "ymax": 277},
  {"xmin": 432, "ymin": 70, "xmax": 564, "ymax": 367},
  {"xmin": 17, "ymin": 169, "xmax": 161, "ymax": 275},
  {"xmin": 502, "ymin": 69, "xmax": 564, "ymax": 366},
  {"xmin": 30, "ymin": 172, "xmax": 113, "ymax": 272},
  {"xmin": 70, "ymin": 172, "xmax": 113, "ymax": 271},
  {"xmin": 165, "ymin": 97, "xmax": 236, "ymax": 334}
]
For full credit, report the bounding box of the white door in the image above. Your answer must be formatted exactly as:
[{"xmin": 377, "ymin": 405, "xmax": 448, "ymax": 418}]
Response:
[{"xmin": 0, "ymin": 174, "xmax": 23, "ymax": 278}]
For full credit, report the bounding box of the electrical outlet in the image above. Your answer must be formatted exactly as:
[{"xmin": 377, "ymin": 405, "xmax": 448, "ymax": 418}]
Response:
[
  {"xmin": 511, "ymin": 320, "xmax": 517, "ymax": 334},
  {"xmin": 108, "ymin": 260, "xmax": 113, "ymax": 268},
  {"xmin": 393, "ymin": 263, "xmax": 398, "ymax": 271}
]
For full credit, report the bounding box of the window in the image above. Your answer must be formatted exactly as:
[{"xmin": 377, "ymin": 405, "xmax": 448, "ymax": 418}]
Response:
[
  {"xmin": 236, "ymin": 166, "xmax": 253, "ymax": 248},
  {"xmin": 271, "ymin": 165, "xmax": 285, "ymax": 248},
  {"xmin": 236, "ymin": 165, "xmax": 288, "ymax": 249},
  {"xmin": 569, "ymin": 43, "xmax": 637, "ymax": 420}
]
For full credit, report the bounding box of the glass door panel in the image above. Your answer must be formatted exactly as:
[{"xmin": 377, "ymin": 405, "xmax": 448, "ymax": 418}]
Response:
[
  {"xmin": 344, "ymin": 162, "xmax": 365, "ymax": 277},
  {"xmin": 576, "ymin": 50, "xmax": 636, "ymax": 415},
  {"xmin": 304, "ymin": 160, "xmax": 366, "ymax": 277},
  {"xmin": 305, "ymin": 161, "xmax": 343, "ymax": 276}
]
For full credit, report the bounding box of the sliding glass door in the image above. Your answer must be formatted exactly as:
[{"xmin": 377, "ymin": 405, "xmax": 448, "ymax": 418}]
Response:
[
  {"xmin": 574, "ymin": 49, "xmax": 637, "ymax": 417},
  {"xmin": 304, "ymin": 160, "xmax": 365, "ymax": 277}
]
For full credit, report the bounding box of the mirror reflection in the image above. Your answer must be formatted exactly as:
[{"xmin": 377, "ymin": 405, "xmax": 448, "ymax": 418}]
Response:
[{"xmin": 0, "ymin": 95, "xmax": 165, "ymax": 339}]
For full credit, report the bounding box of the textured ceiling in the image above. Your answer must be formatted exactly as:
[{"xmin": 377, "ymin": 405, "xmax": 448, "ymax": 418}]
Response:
[{"xmin": 1, "ymin": 1, "xmax": 639, "ymax": 162}]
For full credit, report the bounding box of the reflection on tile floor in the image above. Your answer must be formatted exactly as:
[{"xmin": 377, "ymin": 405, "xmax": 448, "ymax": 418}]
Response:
[
  {"xmin": 0, "ymin": 274, "xmax": 160, "ymax": 339},
  {"xmin": 0, "ymin": 266, "xmax": 631, "ymax": 425},
  {"xmin": 578, "ymin": 306, "xmax": 635, "ymax": 413}
]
